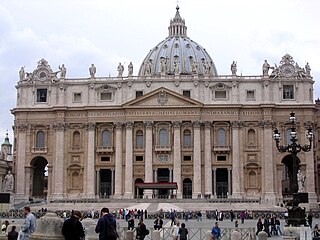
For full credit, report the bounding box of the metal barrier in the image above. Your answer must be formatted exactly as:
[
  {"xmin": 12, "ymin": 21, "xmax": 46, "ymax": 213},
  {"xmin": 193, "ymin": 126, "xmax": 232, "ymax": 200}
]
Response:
[{"xmin": 117, "ymin": 227, "xmax": 255, "ymax": 240}]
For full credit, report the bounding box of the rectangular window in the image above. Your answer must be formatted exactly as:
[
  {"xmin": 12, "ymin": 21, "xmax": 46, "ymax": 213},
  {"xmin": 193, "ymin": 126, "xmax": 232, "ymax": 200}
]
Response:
[
  {"xmin": 246, "ymin": 90, "xmax": 255, "ymax": 100},
  {"xmin": 283, "ymin": 85, "xmax": 294, "ymax": 99},
  {"xmin": 135, "ymin": 156, "xmax": 144, "ymax": 161},
  {"xmin": 73, "ymin": 93, "xmax": 82, "ymax": 102},
  {"xmin": 183, "ymin": 90, "xmax": 191, "ymax": 98},
  {"xmin": 215, "ymin": 91, "xmax": 226, "ymax": 99},
  {"xmin": 101, "ymin": 156, "xmax": 110, "ymax": 162},
  {"xmin": 36, "ymin": 89, "xmax": 47, "ymax": 102},
  {"xmin": 217, "ymin": 155, "xmax": 227, "ymax": 161},
  {"xmin": 183, "ymin": 155, "xmax": 192, "ymax": 161},
  {"xmin": 100, "ymin": 92, "xmax": 112, "ymax": 101},
  {"xmin": 136, "ymin": 91, "xmax": 143, "ymax": 98}
]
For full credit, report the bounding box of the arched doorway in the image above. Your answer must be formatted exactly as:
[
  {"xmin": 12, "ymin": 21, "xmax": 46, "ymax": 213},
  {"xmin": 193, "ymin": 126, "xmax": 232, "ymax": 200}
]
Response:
[
  {"xmin": 183, "ymin": 178, "xmax": 192, "ymax": 198},
  {"xmin": 135, "ymin": 178, "xmax": 144, "ymax": 198},
  {"xmin": 282, "ymin": 154, "xmax": 300, "ymax": 196},
  {"xmin": 30, "ymin": 157, "xmax": 48, "ymax": 198}
]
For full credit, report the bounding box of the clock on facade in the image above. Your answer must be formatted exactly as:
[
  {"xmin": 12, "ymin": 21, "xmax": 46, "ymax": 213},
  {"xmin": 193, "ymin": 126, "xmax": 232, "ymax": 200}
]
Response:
[{"xmin": 281, "ymin": 64, "xmax": 295, "ymax": 78}]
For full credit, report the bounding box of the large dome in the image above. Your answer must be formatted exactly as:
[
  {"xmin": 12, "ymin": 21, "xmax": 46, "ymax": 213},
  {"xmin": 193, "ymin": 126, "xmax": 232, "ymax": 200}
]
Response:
[{"xmin": 138, "ymin": 6, "xmax": 218, "ymax": 77}]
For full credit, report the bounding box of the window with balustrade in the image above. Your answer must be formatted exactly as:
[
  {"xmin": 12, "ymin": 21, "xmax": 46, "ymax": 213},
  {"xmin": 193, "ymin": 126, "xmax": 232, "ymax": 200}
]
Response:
[
  {"xmin": 183, "ymin": 129, "xmax": 192, "ymax": 147},
  {"xmin": 135, "ymin": 130, "xmax": 144, "ymax": 148},
  {"xmin": 72, "ymin": 131, "xmax": 81, "ymax": 148},
  {"xmin": 217, "ymin": 128, "xmax": 226, "ymax": 146},
  {"xmin": 159, "ymin": 129, "xmax": 168, "ymax": 146}
]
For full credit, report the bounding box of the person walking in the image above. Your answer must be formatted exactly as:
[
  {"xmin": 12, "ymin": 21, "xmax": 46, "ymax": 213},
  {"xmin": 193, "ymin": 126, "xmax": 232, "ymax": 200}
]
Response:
[
  {"xmin": 95, "ymin": 208, "xmax": 117, "ymax": 240},
  {"xmin": 7, "ymin": 226, "xmax": 18, "ymax": 240},
  {"xmin": 62, "ymin": 211, "xmax": 85, "ymax": 240},
  {"xmin": 136, "ymin": 218, "xmax": 148, "ymax": 240},
  {"xmin": 178, "ymin": 223, "xmax": 188, "ymax": 240},
  {"xmin": 211, "ymin": 222, "xmax": 221, "ymax": 240},
  {"xmin": 19, "ymin": 206, "xmax": 36, "ymax": 240},
  {"xmin": 255, "ymin": 218, "xmax": 263, "ymax": 235}
]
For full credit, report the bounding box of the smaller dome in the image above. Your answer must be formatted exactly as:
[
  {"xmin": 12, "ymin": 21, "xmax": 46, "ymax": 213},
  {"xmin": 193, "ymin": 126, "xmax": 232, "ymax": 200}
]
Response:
[{"xmin": 138, "ymin": 6, "xmax": 217, "ymax": 77}]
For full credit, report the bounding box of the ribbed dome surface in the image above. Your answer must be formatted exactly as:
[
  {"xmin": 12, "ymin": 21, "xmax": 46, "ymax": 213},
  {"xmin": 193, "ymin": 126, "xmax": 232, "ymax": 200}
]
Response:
[{"xmin": 138, "ymin": 6, "xmax": 218, "ymax": 77}]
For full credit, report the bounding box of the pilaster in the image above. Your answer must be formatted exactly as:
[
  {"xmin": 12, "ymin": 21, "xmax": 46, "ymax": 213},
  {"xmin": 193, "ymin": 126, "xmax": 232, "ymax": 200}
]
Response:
[
  {"xmin": 51, "ymin": 123, "xmax": 66, "ymax": 199},
  {"xmin": 15, "ymin": 124, "xmax": 28, "ymax": 203},
  {"xmin": 114, "ymin": 122, "xmax": 123, "ymax": 198},
  {"xmin": 173, "ymin": 121, "xmax": 182, "ymax": 198},
  {"xmin": 193, "ymin": 121, "xmax": 201, "ymax": 198},
  {"xmin": 86, "ymin": 122, "xmax": 96, "ymax": 198},
  {"xmin": 124, "ymin": 122, "xmax": 133, "ymax": 198},
  {"xmin": 231, "ymin": 121, "xmax": 241, "ymax": 198},
  {"xmin": 204, "ymin": 121, "xmax": 212, "ymax": 195},
  {"xmin": 144, "ymin": 121, "xmax": 153, "ymax": 198}
]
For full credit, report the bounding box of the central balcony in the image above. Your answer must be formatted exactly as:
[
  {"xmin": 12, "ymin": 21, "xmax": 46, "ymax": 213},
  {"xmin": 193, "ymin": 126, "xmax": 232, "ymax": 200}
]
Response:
[
  {"xmin": 96, "ymin": 146, "xmax": 114, "ymax": 154},
  {"xmin": 154, "ymin": 145, "xmax": 172, "ymax": 153}
]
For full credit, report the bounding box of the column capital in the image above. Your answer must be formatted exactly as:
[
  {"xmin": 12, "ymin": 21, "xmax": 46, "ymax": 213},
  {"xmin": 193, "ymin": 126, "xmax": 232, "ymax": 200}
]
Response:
[
  {"xmin": 231, "ymin": 121, "xmax": 244, "ymax": 128},
  {"xmin": 172, "ymin": 121, "xmax": 181, "ymax": 129},
  {"xmin": 114, "ymin": 122, "xmax": 123, "ymax": 130},
  {"xmin": 85, "ymin": 122, "xmax": 96, "ymax": 131},
  {"xmin": 144, "ymin": 121, "xmax": 153, "ymax": 129},
  {"xmin": 204, "ymin": 121, "xmax": 212, "ymax": 129},
  {"xmin": 192, "ymin": 121, "xmax": 201, "ymax": 129},
  {"xmin": 16, "ymin": 124, "xmax": 28, "ymax": 132},
  {"xmin": 53, "ymin": 122, "xmax": 67, "ymax": 131},
  {"xmin": 126, "ymin": 121, "xmax": 134, "ymax": 129},
  {"xmin": 259, "ymin": 120, "xmax": 274, "ymax": 129}
]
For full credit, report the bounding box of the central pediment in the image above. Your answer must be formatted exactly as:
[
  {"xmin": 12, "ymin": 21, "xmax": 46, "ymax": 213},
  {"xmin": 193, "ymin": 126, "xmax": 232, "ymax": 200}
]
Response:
[{"xmin": 123, "ymin": 87, "xmax": 203, "ymax": 108}]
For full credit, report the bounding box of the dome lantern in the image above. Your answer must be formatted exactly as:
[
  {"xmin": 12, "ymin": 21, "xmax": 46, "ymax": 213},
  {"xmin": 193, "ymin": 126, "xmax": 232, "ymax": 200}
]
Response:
[{"xmin": 168, "ymin": 5, "xmax": 187, "ymax": 37}]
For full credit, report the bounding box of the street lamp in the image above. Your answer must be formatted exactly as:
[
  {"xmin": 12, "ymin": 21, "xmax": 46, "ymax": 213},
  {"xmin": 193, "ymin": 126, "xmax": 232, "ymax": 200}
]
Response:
[{"xmin": 273, "ymin": 111, "xmax": 313, "ymax": 226}]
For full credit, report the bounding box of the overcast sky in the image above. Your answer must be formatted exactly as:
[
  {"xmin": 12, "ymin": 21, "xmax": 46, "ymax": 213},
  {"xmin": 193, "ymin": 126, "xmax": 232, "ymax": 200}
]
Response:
[{"xmin": 0, "ymin": 0, "xmax": 319, "ymax": 143}]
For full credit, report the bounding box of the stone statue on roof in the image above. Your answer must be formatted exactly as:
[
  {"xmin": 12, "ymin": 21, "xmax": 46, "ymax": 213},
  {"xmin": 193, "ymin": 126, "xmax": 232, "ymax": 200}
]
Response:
[
  {"xmin": 231, "ymin": 61, "xmax": 237, "ymax": 75},
  {"xmin": 89, "ymin": 64, "xmax": 96, "ymax": 78},
  {"xmin": 262, "ymin": 60, "xmax": 270, "ymax": 77},
  {"xmin": 19, "ymin": 66, "xmax": 25, "ymax": 81},
  {"xmin": 128, "ymin": 62, "xmax": 133, "ymax": 76},
  {"xmin": 117, "ymin": 63, "xmax": 124, "ymax": 77},
  {"xmin": 59, "ymin": 64, "xmax": 67, "ymax": 78}
]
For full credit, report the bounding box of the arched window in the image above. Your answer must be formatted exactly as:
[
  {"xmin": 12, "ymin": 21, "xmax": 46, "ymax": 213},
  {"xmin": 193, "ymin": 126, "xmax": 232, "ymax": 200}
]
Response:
[
  {"xmin": 285, "ymin": 128, "xmax": 292, "ymax": 145},
  {"xmin": 159, "ymin": 129, "xmax": 168, "ymax": 146},
  {"xmin": 102, "ymin": 130, "xmax": 111, "ymax": 147},
  {"xmin": 217, "ymin": 128, "xmax": 226, "ymax": 146},
  {"xmin": 72, "ymin": 131, "xmax": 81, "ymax": 147},
  {"xmin": 248, "ymin": 129, "xmax": 256, "ymax": 145},
  {"xmin": 136, "ymin": 130, "xmax": 144, "ymax": 148},
  {"xmin": 183, "ymin": 129, "xmax": 191, "ymax": 147},
  {"xmin": 36, "ymin": 131, "xmax": 45, "ymax": 148}
]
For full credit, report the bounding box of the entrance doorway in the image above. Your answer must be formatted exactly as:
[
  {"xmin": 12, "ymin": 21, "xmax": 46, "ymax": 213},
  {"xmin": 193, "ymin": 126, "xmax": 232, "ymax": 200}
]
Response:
[
  {"xmin": 282, "ymin": 155, "xmax": 300, "ymax": 196},
  {"xmin": 135, "ymin": 178, "xmax": 144, "ymax": 198},
  {"xmin": 30, "ymin": 157, "xmax": 48, "ymax": 198},
  {"xmin": 100, "ymin": 169, "xmax": 112, "ymax": 197},
  {"xmin": 216, "ymin": 168, "xmax": 228, "ymax": 198},
  {"xmin": 157, "ymin": 168, "xmax": 169, "ymax": 197},
  {"xmin": 183, "ymin": 178, "xmax": 192, "ymax": 198}
]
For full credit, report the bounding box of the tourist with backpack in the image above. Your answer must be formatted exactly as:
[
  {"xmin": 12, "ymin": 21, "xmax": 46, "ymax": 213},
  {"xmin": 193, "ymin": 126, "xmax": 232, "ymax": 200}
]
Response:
[
  {"xmin": 136, "ymin": 218, "xmax": 149, "ymax": 240},
  {"xmin": 62, "ymin": 211, "xmax": 85, "ymax": 240},
  {"xmin": 95, "ymin": 208, "xmax": 118, "ymax": 240}
]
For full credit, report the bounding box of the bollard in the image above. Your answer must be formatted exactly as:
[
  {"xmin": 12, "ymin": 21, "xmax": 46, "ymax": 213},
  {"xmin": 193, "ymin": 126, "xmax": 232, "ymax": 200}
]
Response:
[
  {"xmin": 29, "ymin": 212, "xmax": 64, "ymax": 240},
  {"xmin": 81, "ymin": 218, "xmax": 98, "ymax": 240},
  {"xmin": 152, "ymin": 229, "xmax": 161, "ymax": 240},
  {"xmin": 231, "ymin": 230, "xmax": 241, "ymax": 240},
  {"xmin": 257, "ymin": 231, "xmax": 268, "ymax": 240},
  {"xmin": 126, "ymin": 229, "xmax": 134, "ymax": 240}
]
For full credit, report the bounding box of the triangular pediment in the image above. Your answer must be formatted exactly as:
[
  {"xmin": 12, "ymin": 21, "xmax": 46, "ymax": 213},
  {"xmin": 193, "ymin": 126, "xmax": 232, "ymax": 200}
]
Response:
[{"xmin": 123, "ymin": 87, "xmax": 203, "ymax": 108}]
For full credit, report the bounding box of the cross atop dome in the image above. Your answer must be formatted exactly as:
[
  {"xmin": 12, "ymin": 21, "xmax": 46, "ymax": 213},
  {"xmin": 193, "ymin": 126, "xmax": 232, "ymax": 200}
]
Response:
[{"xmin": 169, "ymin": 5, "xmax": 187, "ymax": 37}]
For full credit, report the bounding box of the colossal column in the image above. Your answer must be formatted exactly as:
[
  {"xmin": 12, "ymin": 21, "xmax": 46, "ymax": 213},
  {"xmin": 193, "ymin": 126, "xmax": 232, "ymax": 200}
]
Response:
[
  {"xmin": 204, "ymin": 122, "xmax": 212, "ymax": 196},
  {"xmin": 173, "ymin": 121, "xmax": 182, "ymax": 198},
  {"xmin": 15, "ymin": 124, "xmax": 28, "ymax": 202},
  {"xmin": 231, "ymin": 121, "xmax": 241, "ymax": 198},
  {"xmin": 86, "ymin": 123, "xmax": 96, "ymax": 198},
  {"xmin": 144, "ymin": 121, "xmax": 153, "ymax": 198},
  {"xmin": 124, "ymin": 122, "xmax": 133, "ymax": 198},
  {"xmin": 114, "ymin": 122, "xmax": 123, "ymax": 198},
  {"xmin": 261, "ymin": 120, "xmax": 276, "ymax": 202},
  {"xmin": 52, "ymin": 123, "xmax": 65, "ymax": 199},
  {"xmin": 193, "ymin": 121, "xmax": 201, "ymax": 198}
]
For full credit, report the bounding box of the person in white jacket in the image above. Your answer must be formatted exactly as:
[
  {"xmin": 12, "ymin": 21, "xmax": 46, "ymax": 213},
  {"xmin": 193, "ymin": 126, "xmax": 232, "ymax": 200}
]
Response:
[{"xmin": 171, "ymin": 221, "xmax": 180, "ymax": 240}]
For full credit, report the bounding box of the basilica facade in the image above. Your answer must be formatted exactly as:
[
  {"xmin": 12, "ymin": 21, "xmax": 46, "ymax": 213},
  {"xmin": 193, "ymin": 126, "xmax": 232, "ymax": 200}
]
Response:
[{"xmin": 12, "ymin": 6, "xmax": 319, "ymax": 205}]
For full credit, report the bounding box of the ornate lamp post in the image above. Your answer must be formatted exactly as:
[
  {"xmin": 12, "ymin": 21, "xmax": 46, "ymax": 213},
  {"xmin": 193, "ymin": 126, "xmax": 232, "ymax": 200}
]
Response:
[{"xmin": 273, "ymin": 112, "xmax": 313, "ymax": 226}]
